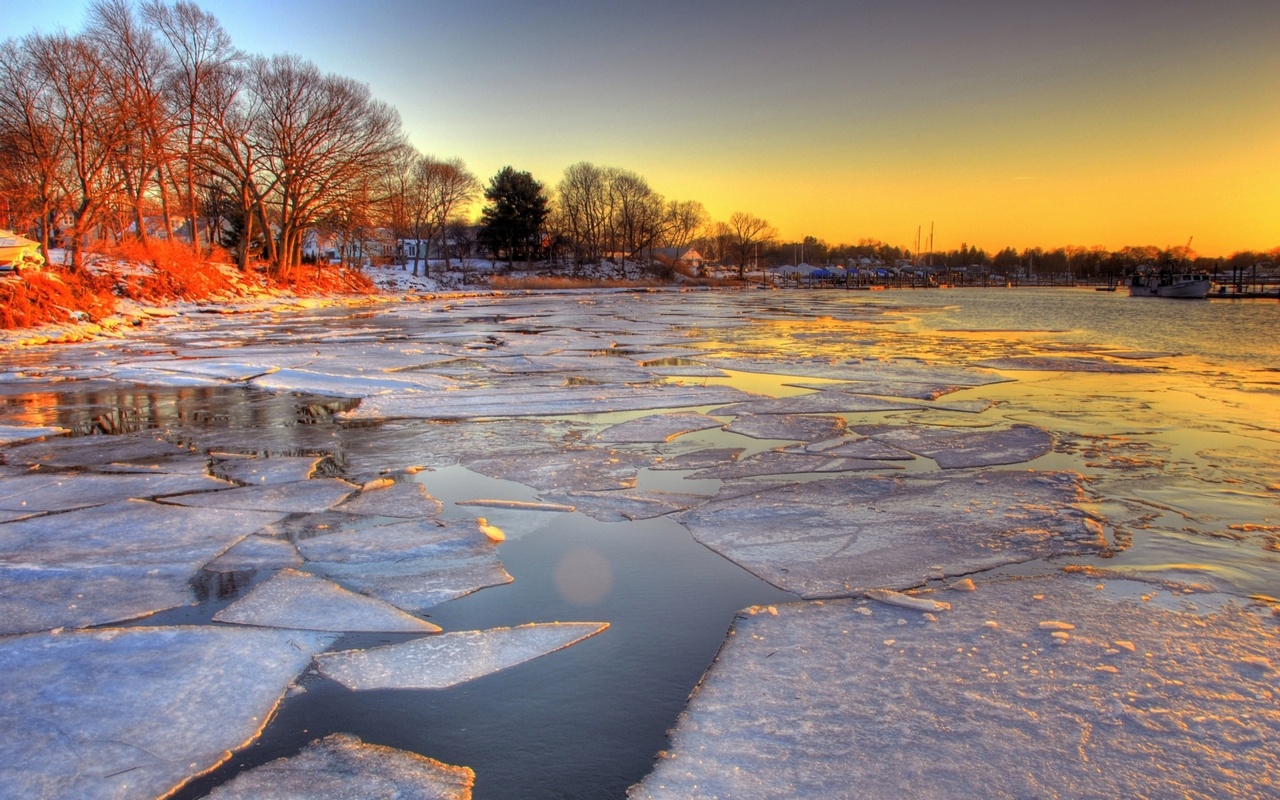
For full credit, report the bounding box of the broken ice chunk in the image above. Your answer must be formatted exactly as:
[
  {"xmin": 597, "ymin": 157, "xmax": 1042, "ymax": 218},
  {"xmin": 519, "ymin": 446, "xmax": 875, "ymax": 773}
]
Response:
[
  {"xmin": 0, "ymin": 472, "xmax": 234, "ymax": 513},
  {"xmin": 334, "ymin": 479, "xmax": 444, "ymax": 519},
  {"xmin": 594, "ymin": 411, "xmax": 724, "ymax": 443},
  {"xmin": 711, "ymin": 392, "xmax": 922, "ymax": 416},
  {"xmin": 315, "ymin": 622, "xmax": 609, "ymax": 690},
  {"xmin": 723, "ymin": 414, "xmax": 846, "ymax": 442},
  {"xmin": 633, "ymin": 574, "xmax": 1280, "ymax": 799},
  {"xmin": 213, "ymin": 569, "xmax": 441, "ymax": 633},
  {"xmin": 204, "ymin": 535, "xmax": 301, "ymax": 573},
  {"xmin": 161, "ymin": 478, "xmax": 357, "ymax": 514},
  {"xmin": 203, "ymin": 733, "xmax": 473, "ymax": 799},
  {"xmin": 0, "ymin": 626, "xmax": 334, "ymax": 800},
  {"xmin": 0, "ymin": 425, "xmax": 67, "ymax": 445},
  {"xmin": 855, "ymin": 424, "xmax": 1053, "ymax": 469},
  {"xmin": 464, "ymin": 448, "xmax": 655, "ymax": 492},
  {"xmin": 212, "ymin": 453, "xmax": 328, "ymax": 485}
]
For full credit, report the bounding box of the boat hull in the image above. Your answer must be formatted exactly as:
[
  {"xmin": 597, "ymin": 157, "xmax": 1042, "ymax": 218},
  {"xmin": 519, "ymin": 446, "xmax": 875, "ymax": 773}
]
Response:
[{"xmin": 1127, "ymin": 274, "xmax": 1212, "ymax": 299}]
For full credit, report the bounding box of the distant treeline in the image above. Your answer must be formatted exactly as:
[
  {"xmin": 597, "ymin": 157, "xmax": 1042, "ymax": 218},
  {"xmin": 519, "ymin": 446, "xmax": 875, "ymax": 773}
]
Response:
[{"xmin": 2, "ymin": 1, "xmax": 1274, "ymax": 283}]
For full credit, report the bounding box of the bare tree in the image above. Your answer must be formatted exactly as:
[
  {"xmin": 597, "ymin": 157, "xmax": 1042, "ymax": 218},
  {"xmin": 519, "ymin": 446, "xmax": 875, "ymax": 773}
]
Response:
[
  {"xmin": 662, "ymin": 199, "xmax": 707, "ymax": 257},
  {"xmin": 728, "ymin": 211, "xmax": 776, "ymax": 278},
  {"xmin": 423, "ymin": 157, "xmax": 479, "ymax": 270},
  {"xmin": 556, "ymin": 161, "xmax": 613, "ymax": 266},
  {"xmin": 0, "ymin": 40, "xmax": 68, "ymax": 257},
  {"xmin": 29, "ymin": 32, "xmax": 127, "ymax": 270},
  {"xmin": 248, "ymin": 54, "xmax": 406, "ymax": 279},
  {"xmin": 144, "ymin": 0, "xmax": 238, "ymax": 251},
  {"xmin": 609, "ymin": 169, "xmax": 666, "ymax": 261}
]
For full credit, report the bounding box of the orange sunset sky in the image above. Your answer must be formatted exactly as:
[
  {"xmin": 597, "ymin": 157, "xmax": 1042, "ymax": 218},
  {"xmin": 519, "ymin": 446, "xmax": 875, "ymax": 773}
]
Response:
[{"xmin": 10, "ymin": 0, "xmax": 1279, "ymax": 256}]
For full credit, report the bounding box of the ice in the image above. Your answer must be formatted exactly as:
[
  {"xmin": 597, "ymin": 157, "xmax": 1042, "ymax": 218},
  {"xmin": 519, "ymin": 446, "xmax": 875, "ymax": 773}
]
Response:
[
  {"xmin": 204, "ymin": 534, "xmax": 301, "ymax": 573},
  {"xmin": 678, "ymin": 471, "xmax": 1107, "ymax": 597},
  {"xmin": 333, "ymin": 479, "xmax": 444, "ymax": 518},
  {"xmin": 539, "ymin": 490, "xmax": 705, "ymax": 522},
  {"xmin": 0, "ymin": 625, "xmax": 334, "ymax": 800},
  {"xmin": 688, "ymin": 451, "xmax": 896, "ymax": 480},
  {"xmin": 315, "ymin": 622, "xmax": 609, "ymax": 690},
  {"xmin": 341, "ymin": 384, "xmax": 756, "ymax": 421},
  {"xmin": 161, "ymin": 477, "xmax": 357, "ymax": 513},
  {"xmin": 811, "ymin": 437, "xmax": 916, "ymax": 461},
  {"xmin": 650, "ymin": 447, "xmax": 745, "ymax": 471},
  {"xmin": 706, "ymin": 357, "xmax": 1007, "ymax": 387},
  {"xmin": 722, "ymin": 413, "xmax": 846, "ymax": 442},
  {"xmin": 855, "ymin": 423, "xmax": 1054, "ymax": 468},
  {"xmin": 711, "ymin": 391, "xmax": 922, "ymax": 416},
  {"xmin": 0, "ymin": 425, "xmax": 67, "ymax": 445},
  {"xmin": 251, "ymin": 367, "xmax": 461, "ymax": 397},
  {"xmin": 0, "ymin": 499, "xmax": 283, "ymax": 633},
  {"xmin": 214, "ymin": 568, "xmax": 441, "ymax": 632},
  {"xmin": 630, "ymin": 573, "xmax": 1280, "ymax": 799},
  {"xmin": 464, "ymin": 447, "xmax": 656, "ymax": 492},
  {"xmin": 204, "ymin": 733, "xmax": 474, "ymax": 799},
  {"xmin": 594, "ymin": 411, "xmax": 724, "ymax": 443},
  {"xmin": 784, "ymin": 379, "xmax": 972, "ymax": 400},
  {"xmin": 976, "ymin": 356, "xmax": 1161, "ymax": 373},
  {"xmin": 299, "ymin": 520, "xmax": 512, "ymax": 612},
  {"xmin": 0, "ymin": 471, "xmax": 232, "ymax": 513},
  {"xmin": 3, "ymin": 434, "xmax": 196, "ymax": 471},
  {"xmin": 212, "ymin": 453, "xmax": 329, "ymax": 485}
]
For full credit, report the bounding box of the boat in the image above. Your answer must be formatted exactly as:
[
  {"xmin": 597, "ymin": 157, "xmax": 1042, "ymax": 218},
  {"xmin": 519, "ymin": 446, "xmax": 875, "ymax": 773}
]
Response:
[
  {"xmin": 1127, "ymin": 268, "xmax": 1212, "ymax": 299},
  {"xmin": 0, "ymin": 231, "xmax": 44, "ymax": 274}
]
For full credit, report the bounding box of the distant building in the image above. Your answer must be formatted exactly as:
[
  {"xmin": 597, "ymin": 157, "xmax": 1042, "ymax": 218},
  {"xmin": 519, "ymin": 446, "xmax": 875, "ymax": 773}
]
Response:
[{"xmin": 650, "ymin": 247, "xmax": 706, "ymax": 268}]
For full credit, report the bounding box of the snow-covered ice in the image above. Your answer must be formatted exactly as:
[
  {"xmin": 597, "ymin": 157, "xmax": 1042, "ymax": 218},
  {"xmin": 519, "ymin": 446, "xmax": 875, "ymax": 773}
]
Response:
[
  {"xmin": 0, "ymin": 499, "xmax": 282, "ymax": 633},
  {"xmin": 204, "ymin": 533, "xmax": 301, "ymax": 573},
  {"xmin": 162, "ymin": 477, "xmax": 357, "ymax": 513},
  {"xmin": 204, "ymin": 733, "xmax": 474, "ymax": 799},
  {"xmin": 594, "ymin": 411, "xmax": 724, "ymax": 443},
  {"xmin": 0, "ymin": 626, "xmax": 334, "ymax": 800},
  {"xmin": 630, "ymin": 572, "xmax": 1280, "ymax": 799},
  {"xmin": 0, "ymin": 425, "xmax": 66, "ymax": 445},
  {"xmin": 315, "ymin": 622, "xmax": 609, "ymax": 690},
  {"xmin": 0, "ymin": 471, "xmax": 233, "ymax": 513},
  {"xmin": 853, "ymin": 423, "xmax": 1055, "ymax": 468},
  {"xmin": 679, "ymin": 471, "xmax": 1107, "ymax": 597},
  {"xmin": 214, "ymin": 568, "xmax": 441, "ymax": 632},
  {"xmin": 333, "ymin": 478, "xmax": 444, "ymax": 518},
  {"xmin": 212, "ymin": 453, "xmax": 329, "ymax": 485}
]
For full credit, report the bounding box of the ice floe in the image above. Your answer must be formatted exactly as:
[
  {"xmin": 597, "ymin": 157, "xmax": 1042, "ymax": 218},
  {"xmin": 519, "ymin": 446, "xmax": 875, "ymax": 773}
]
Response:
[
  {"xmin": 333, "ymin": 479, "xmax": 444, "ymax": 518},
  {"xmin": 594, "ymin": 412, "xmax": 724, "ymax": 443},
  {"xmin": 464, "ymin": 448, "xmax": 656, "ymax": 492},
  {"xmin": 711, "ymin": 391, "xmax": 922, "ymax": 416},
  {"xmin": 853, "ymin": 423, "xmax": 1054, "ymax": 468},
  {"xmin": 162, "ymin": 477, "xmax": 357, "ymax": 513},
  {"xmin": 976, "ymin": 356, "xmax": 1162, "ymax": 373},
  {"xmin": 688, "ymin": 451, "xmax": 897, "ymax": 480},
  {"xmin": 298, "ymin": 519, "xmax": 512, "ymax": 612},
  {"xmin": 631, "ymin": 573, "xmax": 1280, "ymax": 799},
  {"xmin": 214, "ymin": 568, "xmax": 441, "ymax": 632},
  {"xmin": 212, "ymin": 453, "xmax": 328, "ymax": 485},
  {"xmin": 650, "ymin": 447, "xmax": 745, "ymax": 471},
  {"xmin": 0, "ymin": 499, "xmax": 283, "ymax": 633},
  {"xmin": 0, "ymin": 471, "xmax": 233, "ymax": 513},
  {"xmin": 0, "ymin": 425, "xmax": 66, "ymax": 445},
  {"xmin": 539, "ymin": 490, "xmax": 706, "ymax": 522},
  {"xmin": 3, "ymin": 433, "xmax": 194, "ymax": 470},
  {"xmin": 204, "ymin": 733, "xmax": 474, "ymax": 800},
  {"xmin": 679, "ymin": 471, "xmax": 1107, "ymax": 597},
  {"xmin": 0, "ymin": 626, "xmax": 334, "ymax": 800},
  {"xmin": 341, "ymin": 384, "xmax": 755, "ymax": 421},
  {"xmin": 722, "ymin": 413, "xmax": 846, "ymax": 442},
  {"xmin": 204, "ymin": 533, "xmax": 301, "ymax": 573},
  {"xmin": 315, "ymin": 622, "xmax": 609, "ymax": 690}
]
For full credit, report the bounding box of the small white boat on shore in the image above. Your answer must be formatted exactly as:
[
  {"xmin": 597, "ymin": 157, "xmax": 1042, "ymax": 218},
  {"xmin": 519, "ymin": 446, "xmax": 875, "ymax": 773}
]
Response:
[
  {"xmin": 0, "ymin": 231, "xmax": 43, "ymax": 274},
  {"xmin": 1127, "ymin": 269, "xmax": 1212, "ymax": 299}
]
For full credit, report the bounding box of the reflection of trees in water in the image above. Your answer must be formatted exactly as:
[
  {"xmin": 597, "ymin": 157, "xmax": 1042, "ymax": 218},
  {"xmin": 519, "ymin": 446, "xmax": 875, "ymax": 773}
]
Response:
[{"xmin": 190, "ymin": 569, "xmax": 256, "ymax": 603}]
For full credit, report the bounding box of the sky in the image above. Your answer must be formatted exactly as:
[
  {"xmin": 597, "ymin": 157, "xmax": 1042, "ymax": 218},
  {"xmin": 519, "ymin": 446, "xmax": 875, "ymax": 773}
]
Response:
[{"xmin": 8, "ymin": 0, "xmax": 1279, "ymax": 256}]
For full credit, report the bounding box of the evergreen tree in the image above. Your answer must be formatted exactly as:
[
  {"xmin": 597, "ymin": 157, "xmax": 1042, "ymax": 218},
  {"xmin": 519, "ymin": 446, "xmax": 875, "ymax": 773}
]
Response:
[{"xmin": 478, "ymin": 166, "xmax": 548, "ymax": 265}]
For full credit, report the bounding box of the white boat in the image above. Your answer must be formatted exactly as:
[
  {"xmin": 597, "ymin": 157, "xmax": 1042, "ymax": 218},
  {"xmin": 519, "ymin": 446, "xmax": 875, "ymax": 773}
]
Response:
[
  {"xmin": 1127, "ymin": 269, "xmax": 1212, "ymax": 299},
  {"xmin": 0, "ymin": 231, "xmax": 43, "ymax": 272}
]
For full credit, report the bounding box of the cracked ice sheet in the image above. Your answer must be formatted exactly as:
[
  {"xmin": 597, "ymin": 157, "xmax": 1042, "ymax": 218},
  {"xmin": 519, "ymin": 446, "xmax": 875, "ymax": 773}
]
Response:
[
  {"xmin": 651, "ymin": 447, "xmax": 744, "ymax": 471},
  {"xmin": 784, "ymin": 379, "xmax": 973, "ymax": 400},
  {"xmin": 0, "ymin": 425, "xmax": 67, "ymax": 445},
  {"xmin": 298, "ymin": 520, "xmax": 512, "ymax": 613},
  {"xmin": 204, "ymin": 734, "xmax": 473, "ymax": 800},
  {"xmin": 0, "ymin": 499, "xmax": 283, "ymax": 633},
  {"xmin": 315, "ymin": 622, "xmax": 609, "ymax": 690},
  {"xmin": 853, "ymin": 423, "xmax": 1055, "ymax": 469},
  {"xmin": 204, "ymin": 534, "xmax": 301, "ymax": 573},
  {"xmin": 250, "ymin": 367, "xmax": 462, "ymax": 398},
  {"xmin": 341, "ymin": 383, "xmax": 757, "ymax": 421},
  {"xmin": 464, "ymin": 447, "xmax": 656, "ymax": 492},
  {"xmin": 705, "ymin": 357, "xmax": 1008, "ymax": 387},
  {"xmin": 0, "ymin": 626, "xmax": 334, "ymax": 800},
  {"xmin": 161, "ymin": 477, "xmax": 357, "ymax": 513},
  {"xmin": 333, "ymin": 479, "xmax": 444, "ymax": 518},
  {"xmin": 214, "ymin": 568, "xmax": 440, "ymax": 633},
  {"xmin": 678, "ymin": 471, "xmax": 1106, "ymax": 598},
  {"xmin": 711, "ymin": 391, "xmax": 923, "ymax": 416},
  {"xmin": 975, "ymin": 356, "xmax": 1162, "ymax": 373},
  {"xmin": 594, "ymin": 412, "xmax": 724, "ymax": 443},
  {"xmin": 539, "ymin": 490, "xmax": 706, "ymax": 522},
  {"xmin": 2, "ymin": 433, "xmax": 194, "ymax": 470},
  {"xmin": 212, "ymin": 453, "xmax": 327, "ymax": 485},
  {"xmin": 630, "ymin": 573, "xmax": 1280, "ymax": 800},
  {"xmin": 0, "ymin": 468, "xmax": 222, "ymax": 499},
  {"xmin": 722, "ymin": 414, "xmax": 845, "ymax": 442},
  {"xmin": 689, "ymin": 451, "xmax": 896, "ymax": 480}
]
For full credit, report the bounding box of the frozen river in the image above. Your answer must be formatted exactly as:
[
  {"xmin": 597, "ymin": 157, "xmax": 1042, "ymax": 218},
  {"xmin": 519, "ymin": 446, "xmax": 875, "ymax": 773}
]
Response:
[{"xmin": 0, "ymin": 287, "xmax": 1276, "ymax": 798}]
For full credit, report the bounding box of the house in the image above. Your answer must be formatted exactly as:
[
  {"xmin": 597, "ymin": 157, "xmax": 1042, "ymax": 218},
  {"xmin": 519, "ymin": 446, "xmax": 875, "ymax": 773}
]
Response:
[{"xmin": 650, "ymin": 247, "xmax": 706, "ymax": 268}]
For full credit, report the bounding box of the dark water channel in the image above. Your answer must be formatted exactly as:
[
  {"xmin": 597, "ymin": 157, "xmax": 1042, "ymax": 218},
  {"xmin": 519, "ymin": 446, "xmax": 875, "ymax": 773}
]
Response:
[{"xmin": 0, "ymin": 383, "xmax": 794, "ymax": 799}]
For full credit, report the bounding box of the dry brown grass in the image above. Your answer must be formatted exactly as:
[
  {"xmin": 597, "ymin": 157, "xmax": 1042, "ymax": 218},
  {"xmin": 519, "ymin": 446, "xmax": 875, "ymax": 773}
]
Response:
[
  {"xmin": 107, "ymin": 238, "xmax": 246, "ymax": 302},
  {"xmin": 0, "ymin": 268, "xmax": 115, "ymax": 329}
]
